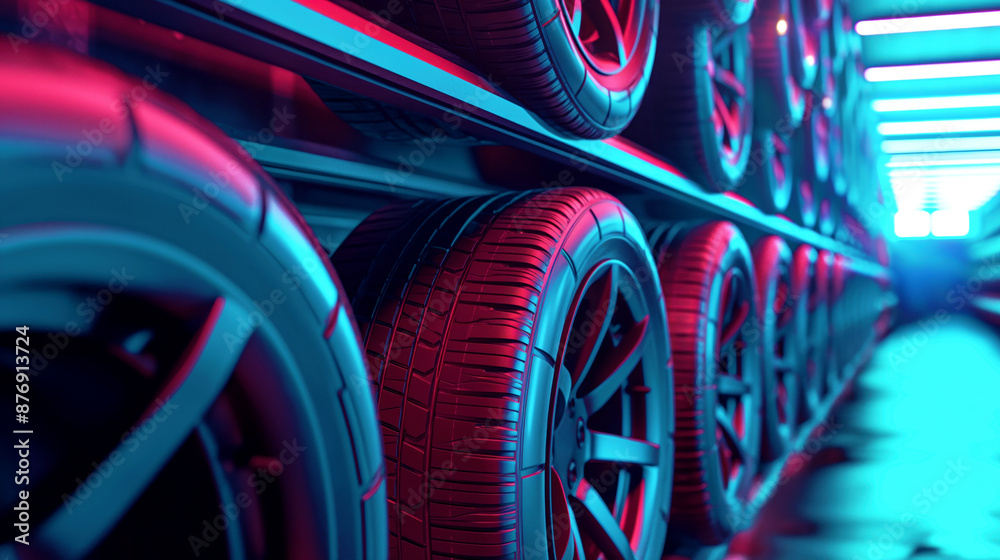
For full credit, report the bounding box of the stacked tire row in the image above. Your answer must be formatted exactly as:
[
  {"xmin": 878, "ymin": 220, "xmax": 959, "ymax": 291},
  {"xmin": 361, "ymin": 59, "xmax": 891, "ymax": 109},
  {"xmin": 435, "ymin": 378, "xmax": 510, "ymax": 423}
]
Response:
[
  {"xmin": 325, "ymin": 188, "xmax": 891, "ymax": 560},
  {"xmin": 323, "ymin": 0, "xmax": 882, "ymax": 242},
  {"xmin": 0, "ymin": 0, "xmax": 895, "ymax": 558}
]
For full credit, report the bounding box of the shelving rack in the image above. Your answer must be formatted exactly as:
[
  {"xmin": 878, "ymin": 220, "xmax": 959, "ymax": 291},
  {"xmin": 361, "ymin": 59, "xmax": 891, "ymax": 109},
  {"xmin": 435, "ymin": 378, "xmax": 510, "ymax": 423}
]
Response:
[{"xmin": 95, "ymin": 0, "xmax": 890, "ymax": 280}]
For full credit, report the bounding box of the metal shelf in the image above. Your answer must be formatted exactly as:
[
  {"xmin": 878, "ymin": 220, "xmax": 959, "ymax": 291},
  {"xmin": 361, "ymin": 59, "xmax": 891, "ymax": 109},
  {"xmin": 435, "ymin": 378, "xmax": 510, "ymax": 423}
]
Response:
[{"xmin": 94, "ymin": 0, "xmax": 888, "ymax": 277}]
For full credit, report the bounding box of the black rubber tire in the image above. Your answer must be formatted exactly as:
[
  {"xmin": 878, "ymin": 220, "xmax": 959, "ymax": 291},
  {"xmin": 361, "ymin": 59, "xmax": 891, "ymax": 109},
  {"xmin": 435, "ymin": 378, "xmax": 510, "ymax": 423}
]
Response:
[
  {"xmin": 740, "ymin": 130, "xmax": 794, "ymax": 214},
  {"xmin": 752, "ymin": 235, "xmax": 800, "ymax": 462},
  {"xmin": 651, "ymin": 221, "xmax": 761, "ymax": 546},
  {"xmin": 333, "ymin": 188, "xmax": 673, "ymax": 560},
  {"xmin": 750, "ymin": 0, "xmax": 807, "ymax": 132},
  {"xmin": 360, "ymin": 0, "xmax": 658, "ymax": 138},
  {"xmin": 307, "ymin": 78, "xmax": 478, "ymax": 143},
  {"xmin": 628, "ymin": 22, "xmax": 754, "ymax": 192},
  {"xmin": 0, "ymin": 44, "xmax": 385, "ymax": 560}
]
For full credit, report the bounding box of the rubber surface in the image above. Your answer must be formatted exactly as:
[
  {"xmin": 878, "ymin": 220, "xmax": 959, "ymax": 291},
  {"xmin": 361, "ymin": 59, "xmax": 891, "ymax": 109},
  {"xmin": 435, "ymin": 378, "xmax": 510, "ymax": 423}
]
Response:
[
  {"xmin": 628, "ymin": 22, "xmax": 754, "ymax": 192},
  {"xmin": 0, "ymin": 43, "xmax": 385, "ymax": 560},
  {"xmin": 652, "ymin": 221, "xmax": 761, "ymax": 546},
  {"xmin": 360, "ymin": 0, "xmax": 657, "ymax": 138},
  {"xmin": 333, "ymin": 188, "xmax": 673, "ymax": 560},
  {"xmin": 307, "ymin": 78, "xmax": 477, "ymax": 143},
  {"xmin": 751, "ymin": 0, "xmax": 806, "ymax": 132}
]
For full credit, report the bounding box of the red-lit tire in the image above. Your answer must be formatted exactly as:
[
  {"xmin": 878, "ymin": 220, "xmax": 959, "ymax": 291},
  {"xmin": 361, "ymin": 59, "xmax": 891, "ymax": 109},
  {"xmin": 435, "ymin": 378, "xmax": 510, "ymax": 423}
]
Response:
[
  {"xmin": 651, "ymin": 221, "xmax": 761, "ymax": 545},
  {"xmin": 0, "ymin": 44, "xmax": 385, "ymax": 560},
  {"xmin": 364, "ymin": 0, "xmax": 658, "ymax": 138},
  {"xmin": 334, "ymin": 189, "xmax": 674, "ymax": 560},
  {"xmin": 752, "ymin": 236, "xmax": 800, "ymax": 461},
  {"xmin": 751, "ymin": 0, "xmax": 807, "ymax": 131},
  {"xmin": 629, "ymin": 22, "xmax": 754, "ymax": 192}
]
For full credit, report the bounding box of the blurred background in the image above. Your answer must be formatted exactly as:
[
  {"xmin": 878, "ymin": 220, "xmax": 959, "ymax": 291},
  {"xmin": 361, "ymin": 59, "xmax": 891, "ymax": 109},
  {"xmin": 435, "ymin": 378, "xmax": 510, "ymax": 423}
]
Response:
[{"xmin": 732, "ymin": 1, "xmax": 1000, "ymax": 557}]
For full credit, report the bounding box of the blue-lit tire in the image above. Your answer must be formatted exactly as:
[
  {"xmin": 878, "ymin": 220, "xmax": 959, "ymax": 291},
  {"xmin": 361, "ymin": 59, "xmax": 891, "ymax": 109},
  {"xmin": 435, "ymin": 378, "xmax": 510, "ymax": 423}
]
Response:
[
  {"xmin": 741, "ymin": 131, "xmax": 794, "ymax": 214},
  {"xmin": 629, "ymin": 22, "xmax": 754, "ymax": 192},
  {"xmin": 0, "ymin": 45, "xmax": 386, "ymax": 560}
]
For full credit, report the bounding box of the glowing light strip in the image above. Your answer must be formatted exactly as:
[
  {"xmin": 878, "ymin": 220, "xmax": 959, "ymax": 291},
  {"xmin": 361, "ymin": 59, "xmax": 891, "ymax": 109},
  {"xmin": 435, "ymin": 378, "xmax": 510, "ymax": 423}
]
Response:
[
  {"xmin": 886, "ymin": 153, "xmax": 1000, "ymax": 168},
  {"xmin": 881, "ymin": 136, "xmax": 1000, "ymax": 154},
  {"xmin": 878, "ymin": 117, "xmax": 1000, "ymax": 136},
  {"xmin": 865, "ymin": 60, "xmax": 1000, "ymax": 82},
  {"xmin": 931, "ymin": 210, "xmax": 970, "ymax": 237},
  {"xmin": 888, "ymin": 165, "xmax": 1000, "ymax": 178},
  {"xmin": 872, "ymin": 93, "xmax": 1000, "ymax": 112},
  {"xmin": 856, "ymin": 10, "xmax": 1000, "ymax": 36}
]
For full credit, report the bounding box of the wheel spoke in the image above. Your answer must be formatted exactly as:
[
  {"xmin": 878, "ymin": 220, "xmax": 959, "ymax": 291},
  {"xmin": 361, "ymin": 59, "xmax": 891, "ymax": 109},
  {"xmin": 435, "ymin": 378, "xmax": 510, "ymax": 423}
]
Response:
[
  {"xmin": 716, "ymin": 406, "xmax": 747, "ymax": 464},
  {"xmin": 572, "ymin": 266, "xmax": 618, "ymax": 387},
  {"xmin": 34, "ymin": 297, "xmax": 251, "ymax": 560},
  {"xmin": 712, "ymin": 26, "xmax": 736, "ymax": 57},
  {"xmin": 569, "ymin": 0, "xmax": 583, "ymax": 36},
  {"xmin": 579, "ymin": 315, "xmax": 648, "ymax": 415},
  {"xmin": 596, "ymin": 0, "xmax": 628, "ymax": 63},
  {"xmin": 571, "ymin": 481, "xmax": 636, "ymax": 560},
  {"xmin": 713, "ymin": 65, "xmax": 747, "ymax": 98},
  {"xmin": 719, "ymin": 300, "xmax": 749, "ymax": 351},
  {"xmin": 713, "ymin": 84, "xmax": 742, "ymax": 146},
  {"xmin": 589, "ymin": 430, "xmax": 659, "ymax": 466},
  {"xmin": 717, "ymin": 373, "xmax": 750, "ymax": 396}
]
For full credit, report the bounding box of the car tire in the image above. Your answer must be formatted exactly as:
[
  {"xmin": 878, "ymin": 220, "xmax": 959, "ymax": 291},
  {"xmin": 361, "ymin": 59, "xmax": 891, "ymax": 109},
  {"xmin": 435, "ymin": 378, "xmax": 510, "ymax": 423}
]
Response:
[
  {"xmin": 361, "ymin": 0, "xmax": 659, "ymax": 138},
  {"xmin": 333, "ymin": 188, "xmax": 674, "ymax": 560},
  {"xmin": 650, "ymin": 221, "xmax": 761, "ymax": 546},
  {"xmin": 752, "ymin": 236, "xmax": 800, "ymax": 462},
  {"xmin": 0, "ymin": 44, "xmax": 386, "ymax": 560}
]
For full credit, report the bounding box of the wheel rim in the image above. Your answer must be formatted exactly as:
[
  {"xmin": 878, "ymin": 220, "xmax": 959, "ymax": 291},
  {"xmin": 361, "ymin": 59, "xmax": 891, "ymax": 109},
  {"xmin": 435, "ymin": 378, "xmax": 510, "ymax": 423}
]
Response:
[
  {"xmin": 714, "ymin": 267, "xmax": 756, "ymax": 497},
  {"xmin": 0, "ymin": 228, "xmax": 335, "ymax": 559},
  {"xmin": 548, "ymin": 259, "xmax": 664, "ymax": 560},
  {"xmin": 710, "ymin": 24, "xmax": 753, "ymax": 169},
  {"xmin": 789, "ymin": 0, "xmax": 818, "ymax": 89},
  {"xmin": 771, "ymin": 261, "xmax": 798, "ymax": 443},
  {"xmin": 562, "ymin": 0, "xmax": 646, "ymax": 75}
]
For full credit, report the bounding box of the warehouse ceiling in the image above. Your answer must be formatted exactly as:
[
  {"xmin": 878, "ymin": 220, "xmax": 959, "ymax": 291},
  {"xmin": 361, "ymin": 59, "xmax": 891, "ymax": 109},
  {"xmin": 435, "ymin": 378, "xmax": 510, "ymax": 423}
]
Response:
[{"xmin": 849, "ymin": 0, "xmax": 1000, "ymax": 239}]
